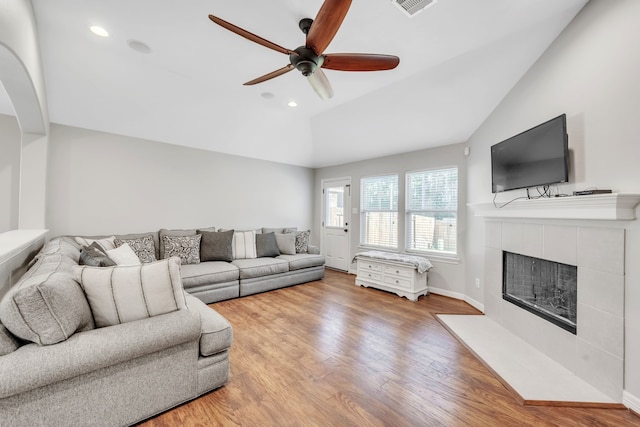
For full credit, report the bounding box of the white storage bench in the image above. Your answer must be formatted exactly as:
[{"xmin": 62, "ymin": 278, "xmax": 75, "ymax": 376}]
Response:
[{"xmin": 354, "ymin": 251, "xmax": 432, "ymax": 301}]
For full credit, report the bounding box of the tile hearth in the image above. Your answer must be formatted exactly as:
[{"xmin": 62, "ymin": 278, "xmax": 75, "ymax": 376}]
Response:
[{"xmin": 437, "ymin": 314, "xmax": 621, "ymax": 405}]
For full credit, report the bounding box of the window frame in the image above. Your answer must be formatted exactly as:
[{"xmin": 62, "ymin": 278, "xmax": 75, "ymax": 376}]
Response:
[{"xmin": 404, "ymin": 166, "xmax": 459, "ymax": 258}]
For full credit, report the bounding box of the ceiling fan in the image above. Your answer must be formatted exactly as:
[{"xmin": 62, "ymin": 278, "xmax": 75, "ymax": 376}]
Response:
[{"xmin": 208, "ymin": 0, "xmax": 400, "ymax": 100}]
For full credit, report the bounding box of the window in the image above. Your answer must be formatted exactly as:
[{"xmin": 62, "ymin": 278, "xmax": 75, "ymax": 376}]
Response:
[
  {"xmin": 406, "ymin": 167, "xmax": 458, "ymax": 255},
  {"xmin": 361, "ymin": 175, "xmax": 398, "ymax": 248}
]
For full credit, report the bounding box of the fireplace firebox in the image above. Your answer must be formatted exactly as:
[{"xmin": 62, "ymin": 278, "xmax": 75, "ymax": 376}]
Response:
[{"xmin": 502, "ymin": 251, "xmax": 577, "ymax": 334}]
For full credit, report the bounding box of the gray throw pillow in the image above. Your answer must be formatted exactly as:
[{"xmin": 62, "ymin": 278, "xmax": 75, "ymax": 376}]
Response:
[
  {"xmin": 274, "ymin": 233, "xmax": 296, "ymax": 255},
  {"xmin": 198, "ymin": 230, "xmax": 234, "ymax": 262},
  {"xmin": 0, "ymin": 324, "xmax": 19, "ymax": 356},
  {"xmin": 163, "ymin": 234, "xmax": 202, "ymax": 265},
  {"xmin": 256, "ymin": 232, "xmax": 281, "ymax": 258},
  {"xmin": 79, "ymin": 242, "xmax": 117, "ymax": 267},
  {"xmin": 114, "ymin": 235, "xmax": 157, "ymax": 263}
]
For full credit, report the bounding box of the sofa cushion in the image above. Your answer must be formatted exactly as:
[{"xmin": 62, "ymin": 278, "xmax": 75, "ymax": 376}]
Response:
[
  {"xmin": 36, "ymin": 237, "xmax": 81, "ymax": 263},
  {"xmin": 162, "ymin": 234, "xmax": 201, "ymax": 265},
  {"xmin": 106, "ymin": 243, "xmax": 142, "ymax": 266},
  {"xmin": 198, "ymin": 230, "xmax": 234, "ymax": 262},
  {"xmin": 73, "ymin": 257, "xmax": 186, "ymax": 328},
  {"xmin": 277, "ymin": 253, "xmax": 326, "ymax": 271},
  {"xmin": 256, "ymin": 232, "xmax": 280, "ymax": 258},
  {"xmin": 115, "ymin": 234, "xmax": 157, "ymax": 263},
  {"xmin": 185, "ymin": 295, "xmax": 232, "ymax": 356},
  {"xmin": 231, "ymin": 258, "xmax": 289, "ymax": 279},
  {"xmin": 232, "ymin": 230, "xmax": 257, "ymax": 259},
  {"xmin": 0, "ymin": 267, "xmax": 95, "ymax": 345},
  {"xmin": 262, "ymin": 227, "xmax": 296, "ymax": 234},
  {"xmin": 274, "ymin": 233, "xmax": 296, "ymax": 255},
  {"xmin": 0, "ymin": 324, "xmax": 19, "ymax": 356},
  {"xmin": 181, "ymin": 261, "xmax": 240, "ymax": 289},
  {"xmin": 79, "ymin": 242, "xmax": 117, "ymax": 267},
  {"xmin": 114, "ymin": 231, "xmax": 160, "ymax": 260},
  {"xmin": 158, "ymin": 228, "xmax": 195, "ymax": 259}
]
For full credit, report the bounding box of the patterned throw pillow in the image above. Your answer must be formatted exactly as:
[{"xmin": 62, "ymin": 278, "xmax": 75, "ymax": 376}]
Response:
[
  {"xmin": 286, "ymin": 230, "xmax": 310, "ymax": 253},
  {"xmin": 163, "ymin": 234, "xmax": 201, "ymax": 265},
  {"xmin": 114, "ymin": 235, "xmax": 157, "ymax": 263},
  {"xmin": 73, "ymin": 258, "xmax": 186, "ymax": 328}
]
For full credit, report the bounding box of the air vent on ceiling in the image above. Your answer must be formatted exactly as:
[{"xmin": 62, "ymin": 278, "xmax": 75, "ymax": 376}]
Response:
[{"xmin": 392, "ymin": 0, "xmax": 438, "ymax": 17}]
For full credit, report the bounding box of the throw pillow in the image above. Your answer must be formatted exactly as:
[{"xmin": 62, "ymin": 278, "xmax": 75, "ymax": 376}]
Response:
[
  {"xmin": 0, "ymin": 324, "xmax": 19, "ymax": 356},
  {"xmin": 198, "ymin": 230, "xmax": 234, "ymax": 262},
  {"xmin": 0, "ymin": 271, "xmax": 95, "ymax": 345},
  {"xmin": 114, "ymin": 235, "xmax": 157, "ymax": 263},
  {"xmin": 256, "ymin": 232, "xmax": 281, "ymax": 258},
  {"xmin": 232, "ymin": 230, "xmax": 257, "ymax": 259},
  {"xmin": 75, "ymin": 236, "xmax": 116, "ymax": 252},
  {"xmin": 106, "ymin": 243, "xmax": 142, "ymax": 266},
  {"xmin": 274, "ymin": 233, "xmax": 296, "ymax": 255},
  {"xmin": 163, "ymin": 234, "xmax": 202, "ymax": 265},
  {"xmin": 79, "ymin": 242, "xmax": 117, "ymax": 267},
  {"xmin": 73, "ymin": 257, "xmax": 186, "ymax": 328},
  {"xmin": 286, "ymin": 229, "xmax": 310, "ymax": 253},
  {"xmin": 157, "ymin": 228, "xmax": 215, "ymax": 259}
]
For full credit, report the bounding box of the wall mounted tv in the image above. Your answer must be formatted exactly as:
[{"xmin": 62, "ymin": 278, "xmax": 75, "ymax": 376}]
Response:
[{"xmin": 491, "ymin": 114, "xmax": 568, "ymax": 193}]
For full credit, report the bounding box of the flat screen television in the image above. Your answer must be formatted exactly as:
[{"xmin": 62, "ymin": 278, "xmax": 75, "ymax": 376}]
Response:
[{"xmin": 491, "ymin": 114, "xmax": 568, "ymax": 193}]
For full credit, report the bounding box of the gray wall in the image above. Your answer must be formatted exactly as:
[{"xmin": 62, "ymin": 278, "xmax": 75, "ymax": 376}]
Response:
[
  {"xmin": 465, "ymin": 0, "xmax": 640, "ymax": 400},
  {"xmin": 0, "ymin": 114, "xmax": 20, "ymax": 233},
  {"xmin": 314, "ymin": 143, "xmax": 467, "ymax": 297},
  {"xmin": 46, "ymin": 124, "xmax": 315, "ymax": 237}
]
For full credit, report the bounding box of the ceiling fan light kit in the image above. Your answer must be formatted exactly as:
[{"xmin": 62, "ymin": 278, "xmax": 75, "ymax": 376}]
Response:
[{"xmin": 208, "ymin": 0, "xmax": 400, "ymax": 100}]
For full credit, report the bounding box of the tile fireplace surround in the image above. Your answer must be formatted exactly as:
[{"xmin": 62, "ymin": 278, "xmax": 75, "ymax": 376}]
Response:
[{"xmin": 472, "ymin": 194, "xmax": 640, "ymax": 401}]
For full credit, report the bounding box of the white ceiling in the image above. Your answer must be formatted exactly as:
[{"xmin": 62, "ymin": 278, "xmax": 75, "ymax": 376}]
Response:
[{"xmin": 0, "ymin": 0, "xmax": 587, "ymax": 168}]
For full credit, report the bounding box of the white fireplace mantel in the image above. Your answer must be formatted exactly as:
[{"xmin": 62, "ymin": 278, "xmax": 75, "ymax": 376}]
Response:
[{"xmin": 468, "ymin": 193, "xmax": 640, "ymax": 221}]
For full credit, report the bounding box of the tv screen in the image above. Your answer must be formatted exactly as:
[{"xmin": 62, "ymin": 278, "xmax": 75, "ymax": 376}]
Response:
[{"xmin": 491, "ymin": 114, "xmax": 568, "ymax": 193}]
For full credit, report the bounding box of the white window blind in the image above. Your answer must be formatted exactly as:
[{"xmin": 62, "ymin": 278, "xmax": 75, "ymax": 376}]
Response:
[
  {"xmin": 361, "ymin": 175, "xmax": 398, "ymax": 248},
  {"xmin": 406, "ymin": 167, "xmax": 458, "ymax": 255}
]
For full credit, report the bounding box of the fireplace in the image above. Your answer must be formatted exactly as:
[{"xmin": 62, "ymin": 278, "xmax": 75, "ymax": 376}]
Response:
[{"xmin": 502, "ymin": 251, "xmax": 577, "ymax": 334}]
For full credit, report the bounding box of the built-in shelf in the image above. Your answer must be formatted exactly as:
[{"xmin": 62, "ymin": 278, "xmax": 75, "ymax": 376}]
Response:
[
  {"xmin": 468, "ymin": 193, "xmax": 640, "ymax": 221},
  {"xmin": 0, "ymin": 229, "xmax": 49, "ymax": 263}
]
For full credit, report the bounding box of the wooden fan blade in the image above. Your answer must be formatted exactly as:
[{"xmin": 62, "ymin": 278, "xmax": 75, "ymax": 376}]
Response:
[
  {"xmin": 209, "ymin": 15, "xmax": 293, "ymax": 55},
  {"xmin": 322, "ymin": 53, "xmax": 400, "ymax": 71},
  {"xmin": 307, "ymin": 69, "xmax": 334, "ymax": 100},
  {"xmin": 243, "ymin": 64, "xmax": 294, "ymax": 86},
  {"xmin": 306, "ymin": 0, "xmax": 352, "ymax": 55}
]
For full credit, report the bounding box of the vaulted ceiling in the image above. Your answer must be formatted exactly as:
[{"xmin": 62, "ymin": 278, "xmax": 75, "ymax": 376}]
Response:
[{"xmin": 0, "ymin": 0, "xmax": 587, "ymax": 167}]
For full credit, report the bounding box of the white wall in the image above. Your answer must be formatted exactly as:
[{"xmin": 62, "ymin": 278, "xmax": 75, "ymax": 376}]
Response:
[
  {"xmin": 0, "ymin": 114, "xmax": 21, "ymax": 232},
  {"xmin": 46, "ymin": 124, "xmax": 315, "ymax": 237},
  {"xmin": 465, "ymin": 0, "xmax": 640, "ymax": 402},
  {"xmin": 314, "ymin": 143, "xmax": 468, "ymax": 297}
]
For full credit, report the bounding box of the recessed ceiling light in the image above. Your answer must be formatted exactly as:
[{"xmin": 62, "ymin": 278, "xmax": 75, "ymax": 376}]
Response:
[
  {"xmin": 90, "ymin": 25, "xmax": 109, "ymax": 37},
  {"xmin": 127, "ymin": 39, "xmax": 151, "ymax": 54},
  {"xmin": 287, "ymin": 101, "xmax": 298, "ymax": 107}
]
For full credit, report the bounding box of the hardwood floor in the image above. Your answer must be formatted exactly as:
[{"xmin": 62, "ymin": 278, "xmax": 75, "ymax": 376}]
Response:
[{"xmin": 140, "ymin": 270, "xmax": 639, "ymax": 426}]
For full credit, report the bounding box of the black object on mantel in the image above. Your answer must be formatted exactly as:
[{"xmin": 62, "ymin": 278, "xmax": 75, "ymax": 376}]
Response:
[{"xmin": 572, "ymin": 189, "xmax": 613, "ymax": 196}]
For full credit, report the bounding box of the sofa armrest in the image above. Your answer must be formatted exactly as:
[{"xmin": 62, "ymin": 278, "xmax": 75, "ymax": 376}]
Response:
[
  {"xmin": 185, "ymin": 295, "xmax": 232, "ymax": 356},
  {"xmin": 0, "ymin": 309, "xmax": 200, "ymax": 399},
  {"xmin": 307, "ymin": 245, "xmax": 320, "ymax": 255}
]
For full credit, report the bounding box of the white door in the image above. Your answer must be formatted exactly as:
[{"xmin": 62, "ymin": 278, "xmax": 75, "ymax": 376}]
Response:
[{"xmin": 322, "ymin": 178, "xmax": 351, "ymax": 271}]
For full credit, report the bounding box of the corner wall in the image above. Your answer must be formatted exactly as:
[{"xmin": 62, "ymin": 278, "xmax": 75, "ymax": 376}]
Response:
[
  {"xmin": 464, "ymin": 0, "xmax": 640, "ymax": 405},
  {"xmin": 46, "ymin": 124, "xmax": 315, "ymax": 237}
]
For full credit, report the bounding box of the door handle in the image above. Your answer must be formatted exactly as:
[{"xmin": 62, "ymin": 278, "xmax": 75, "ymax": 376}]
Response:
[{"xmin": 344, "ymin": 229, "xmax": 348, "ymax": 233}]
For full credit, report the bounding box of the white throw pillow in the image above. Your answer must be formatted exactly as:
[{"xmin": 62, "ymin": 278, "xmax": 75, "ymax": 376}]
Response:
[
  {"xmin": 232, "ymin": 230, "xmax": 257, "ymax": 259},
  {"xmin": 75, "ymin": 236, "xmax": 117, "ymax": 251},
  {"xmin": 106, "ymin": 243, "xmax": 142, "ymax": 266},
  {"xmin": 73, "ymin": 257, "xmax": 186, "ymax": 328}
]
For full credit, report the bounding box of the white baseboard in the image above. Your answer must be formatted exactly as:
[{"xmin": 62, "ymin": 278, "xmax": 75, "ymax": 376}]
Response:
[
  {"xmin": 349, "ymin": 267, "xmax": 357, "ymax": 275},
  {"xmin": 623, "ymin": 390, "xmax": 640, "ymax": 413},
  {"xmin": 464, "ymin": 296, "xmax": 484, "ymax": 313},
  {"xmin": 428, "ymin": 287, "xmax": 484, "ymax": 312}
]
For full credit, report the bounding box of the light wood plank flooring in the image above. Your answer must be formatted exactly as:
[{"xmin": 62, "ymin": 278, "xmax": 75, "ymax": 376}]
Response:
[{"xmin": 140, "ymin": 269, "xmax": 638, "ymax": 426}]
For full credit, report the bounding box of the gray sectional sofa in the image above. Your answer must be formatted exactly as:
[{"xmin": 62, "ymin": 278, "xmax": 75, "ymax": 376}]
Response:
[{"xmin": 0, "ymin": 226, "xmax": 324, "ymax": 426}]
